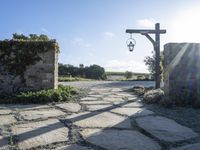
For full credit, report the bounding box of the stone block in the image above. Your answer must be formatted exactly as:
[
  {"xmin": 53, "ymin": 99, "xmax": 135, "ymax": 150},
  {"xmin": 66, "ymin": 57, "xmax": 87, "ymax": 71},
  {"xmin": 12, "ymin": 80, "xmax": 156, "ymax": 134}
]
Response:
[
  {"xmin": 80, "ymin": 129, "xmax": 161, "ymax": 150},
  {"xmin": 66, "ymin": 112, "xmax": 132, "ymax": 129},
  {"xmin": 20, "ymin": 108, "xmax": 66, "ymax": 120},
  {"xmin": 170, "ymin": 143, "xmax": 200, "ymax": 150},
  {"xmin": 56, "ymin": 144, "xmax": 92, "ymax": 150},
  {"xmin": 121, "ymin": 101, "xmax": 143, "ymax": 107},
  {"xmin": 0, "ymin": 136, "xmax": 9, "ymax": 150},
  {"xmin": 12, "ymin": 119, "xmax": 69, "ymax": 149},
  {"xmin": 86, "ymin": 104, "xmax": 113, "ymax": 111},
  {"xmin": 110, "ymin": 107, "xmax": 154, "ymax": 117},
  {"xmin": 0, "ymin": 115, "xmax": 17, "ymax": 125},
  {"xmin": 136, "ymin": 116, "xmax": 198, "ymax": 142},
  {"xmin": 0, "ymin": 109, "xmax": 12, "ymax": 115},
  {"xmin": 56, "ymin": 103, "xmax": 81, "ymax": 113}
]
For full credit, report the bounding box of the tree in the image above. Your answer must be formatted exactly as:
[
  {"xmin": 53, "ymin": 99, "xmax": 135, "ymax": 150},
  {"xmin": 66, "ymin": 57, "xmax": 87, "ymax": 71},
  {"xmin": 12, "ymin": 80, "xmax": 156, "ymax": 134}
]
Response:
[
  {"xmin": 58, "ymin": 63, "xmax": 79, "ymax": 77},
  {"xmin": 124, "ymin": 71, "xmax": 133, "ymax": 79},
  {"xmin": 144, "ymin": 52, "xmax": 163, "ymax": 80},
  {"xmin": 79, "ymin": 64, "xmax": 85, "ymax": 77},
  {"xmin": 12, "ymin": 33, "xmax": 49, "ymax": 41},
  {"xmin": 58, "ymin": 63, "xmax": 106, "ymax": 80},
  {"xmin": 12, "ymin": 33, "xmax": 29, "ymax": 40},
  {"xmin": 84, "ymin": 65, "xmax": 106, "ymax": 80}
]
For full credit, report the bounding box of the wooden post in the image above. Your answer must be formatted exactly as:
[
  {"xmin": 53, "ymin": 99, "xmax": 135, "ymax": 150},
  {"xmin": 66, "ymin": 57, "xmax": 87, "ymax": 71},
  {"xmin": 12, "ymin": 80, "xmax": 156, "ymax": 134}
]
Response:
[
  {"xmin": 155, "ymin": 23, "xmax": 161, "ymax": 89},
  {"xmin": 126, "ymin": 23, "xmax": 166, "ymax": 89}
]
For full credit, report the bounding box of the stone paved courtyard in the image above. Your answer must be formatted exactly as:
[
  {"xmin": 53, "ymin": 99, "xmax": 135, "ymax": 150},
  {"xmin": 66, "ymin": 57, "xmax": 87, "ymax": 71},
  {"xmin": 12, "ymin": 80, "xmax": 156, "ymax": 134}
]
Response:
[{"xmin": 0, "ymin": 81, "xmax": 199, "ymax": 150}]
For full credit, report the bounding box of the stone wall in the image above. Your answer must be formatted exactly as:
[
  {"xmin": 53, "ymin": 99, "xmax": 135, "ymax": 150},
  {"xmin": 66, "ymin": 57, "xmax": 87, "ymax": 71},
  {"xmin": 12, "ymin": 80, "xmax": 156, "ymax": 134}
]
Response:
[
  {"xmin": 0, "ymin": 42, "xmax": 58, "ymax": 93},
  {"xmin": 163, "ymin": 43, "xmax": 200, "ymax": 104}
]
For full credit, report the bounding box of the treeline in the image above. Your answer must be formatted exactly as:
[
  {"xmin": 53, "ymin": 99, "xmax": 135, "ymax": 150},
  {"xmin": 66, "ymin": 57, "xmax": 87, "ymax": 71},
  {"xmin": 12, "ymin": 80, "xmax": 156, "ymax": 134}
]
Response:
[{"xmin": 58, "ymin": 64, "xmax": 106, "ymax": 80}]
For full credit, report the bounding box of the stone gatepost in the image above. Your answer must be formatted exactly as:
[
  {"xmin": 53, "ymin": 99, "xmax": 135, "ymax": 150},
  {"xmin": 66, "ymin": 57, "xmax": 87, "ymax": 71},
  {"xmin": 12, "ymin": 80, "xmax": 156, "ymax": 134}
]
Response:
[
  {"xmin": 163, "ymin": 43, "xmax": 200, "ymax": 105},
  {"xmin": 0, "ymin": 41, "xmax": 58, "ymax": 93}
]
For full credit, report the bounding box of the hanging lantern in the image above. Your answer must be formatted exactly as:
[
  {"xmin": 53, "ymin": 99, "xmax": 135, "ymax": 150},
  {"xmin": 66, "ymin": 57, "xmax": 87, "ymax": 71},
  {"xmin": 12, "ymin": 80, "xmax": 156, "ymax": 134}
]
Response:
[{"xmin": 126, "ymin": 34, "xmax": 136, "ymax": 52}]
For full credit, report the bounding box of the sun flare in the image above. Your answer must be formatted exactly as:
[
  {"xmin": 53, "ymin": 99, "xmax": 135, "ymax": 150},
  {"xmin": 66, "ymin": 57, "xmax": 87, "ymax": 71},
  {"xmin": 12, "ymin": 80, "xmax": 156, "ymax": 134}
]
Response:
[{"xmin": 170, "ymin": 6, "xmax": 200, "ymax": 42}]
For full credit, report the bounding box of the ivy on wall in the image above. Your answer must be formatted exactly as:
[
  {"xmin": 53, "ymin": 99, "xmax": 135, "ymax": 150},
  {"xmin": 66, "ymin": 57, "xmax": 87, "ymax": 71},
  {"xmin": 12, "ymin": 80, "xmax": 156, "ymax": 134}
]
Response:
[{"xmin": 0, "ymin": 33, "xmax": 59, "ymax": 92}]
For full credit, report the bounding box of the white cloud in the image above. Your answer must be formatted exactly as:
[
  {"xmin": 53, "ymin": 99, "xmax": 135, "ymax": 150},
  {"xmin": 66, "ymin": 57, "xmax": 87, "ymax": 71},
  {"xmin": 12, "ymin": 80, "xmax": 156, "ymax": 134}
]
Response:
[
  {"xmin": 104, "ymin": 59, "xmax": 148, "ymax": 73},
  {"xmin": 102, "ymin": 32, "xmax": 116, "ymax": 40},
  {"xmin": 136, "ymin": 18, "xmax": 156, "ymax": 28},
  {"xmin": 72, "ymin": 37, "xmax": 91, "ymax": 48},
  {"xmin": 40, "ymin": 28, "xmax": 51, "ymax": 35}
]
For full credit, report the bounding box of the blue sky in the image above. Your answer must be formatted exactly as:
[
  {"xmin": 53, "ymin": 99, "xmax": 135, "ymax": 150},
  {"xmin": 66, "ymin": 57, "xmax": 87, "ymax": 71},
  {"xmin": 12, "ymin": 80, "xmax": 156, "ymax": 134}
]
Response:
[{"xmin": 1, "ymin": 0, "xmax": 200, "ymax": 73}]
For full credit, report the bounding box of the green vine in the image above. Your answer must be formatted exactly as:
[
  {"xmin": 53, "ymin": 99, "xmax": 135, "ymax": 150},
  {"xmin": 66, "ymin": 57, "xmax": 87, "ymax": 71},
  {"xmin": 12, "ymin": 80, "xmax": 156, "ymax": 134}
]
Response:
[{"xmin": 0, "ymin": 33, "xmax": 59, "ymax": 92}]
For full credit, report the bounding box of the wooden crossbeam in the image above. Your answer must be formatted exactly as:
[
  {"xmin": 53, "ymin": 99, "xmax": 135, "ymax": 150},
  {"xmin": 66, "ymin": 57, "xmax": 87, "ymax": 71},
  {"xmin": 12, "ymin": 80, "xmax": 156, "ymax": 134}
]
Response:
[{"xmin": 126, "ymin": 29, "xmax": 166, "ymax": 34}]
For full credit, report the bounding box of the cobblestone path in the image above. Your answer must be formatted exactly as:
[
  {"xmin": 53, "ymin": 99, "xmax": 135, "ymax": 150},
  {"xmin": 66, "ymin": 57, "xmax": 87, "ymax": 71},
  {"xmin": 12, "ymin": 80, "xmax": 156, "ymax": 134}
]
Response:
[{"xmin": 0, "ymin": 85, "xmax": 199, "ymax": 150}]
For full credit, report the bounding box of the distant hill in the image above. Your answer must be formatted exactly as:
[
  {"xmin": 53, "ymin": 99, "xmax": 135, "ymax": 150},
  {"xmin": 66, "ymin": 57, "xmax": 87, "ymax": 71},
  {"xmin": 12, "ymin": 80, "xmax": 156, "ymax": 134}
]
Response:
[
  {"xmin": 105, "ymin": 71, "xmax": 153, "ymax": 81},
  {"xmin": 106, "ymin": 71, "xmax": 150, "ymax": 76}
]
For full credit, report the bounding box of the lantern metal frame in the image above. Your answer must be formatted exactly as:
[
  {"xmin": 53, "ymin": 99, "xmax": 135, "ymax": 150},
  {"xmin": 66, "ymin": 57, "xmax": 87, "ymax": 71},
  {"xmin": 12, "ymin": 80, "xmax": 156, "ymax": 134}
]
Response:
[{"xmin": 126, "ymin": 34, "xmax": 136, "ymax": 52}]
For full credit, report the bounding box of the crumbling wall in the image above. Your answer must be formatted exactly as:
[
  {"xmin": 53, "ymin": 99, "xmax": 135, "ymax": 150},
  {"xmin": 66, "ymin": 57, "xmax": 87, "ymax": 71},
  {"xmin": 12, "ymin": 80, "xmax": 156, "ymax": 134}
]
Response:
[{"xmin": 163, "ymin": 43, "xmax": 200, "ymax": 105}]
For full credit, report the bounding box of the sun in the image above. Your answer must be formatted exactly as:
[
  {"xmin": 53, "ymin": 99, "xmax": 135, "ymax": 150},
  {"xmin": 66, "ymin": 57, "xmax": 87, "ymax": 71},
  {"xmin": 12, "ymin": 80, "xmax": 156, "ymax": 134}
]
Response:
[{"xmin": 170, "ymin": 6, "xmax": 200, "ymax": 43}]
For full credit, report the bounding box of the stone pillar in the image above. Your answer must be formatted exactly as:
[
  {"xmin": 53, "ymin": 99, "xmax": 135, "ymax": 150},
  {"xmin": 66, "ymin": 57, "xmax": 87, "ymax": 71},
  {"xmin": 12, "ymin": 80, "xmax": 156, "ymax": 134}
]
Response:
[
  {"xmin": 163, "ymin": 43, "xmax": 200, "ymax": 105},
  {"xmin": 25, "ymin": 47, "xmax": 58, "ymax": 90},
  {"xmin": 0, "ymin": 41, "xmax": 59, "ymax": 93}
]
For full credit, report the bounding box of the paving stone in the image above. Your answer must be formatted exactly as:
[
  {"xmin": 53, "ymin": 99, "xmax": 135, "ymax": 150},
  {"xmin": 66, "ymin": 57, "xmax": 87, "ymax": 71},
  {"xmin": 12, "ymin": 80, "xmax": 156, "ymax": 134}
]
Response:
[
  {"xmin": 0, "ymin": 109, "xmax": 12, "ymax": 115},
  {"xmin": 88, "ymin": 95, "xmax": 103, "ymax": 98},
  {"xmin": 6, "ymin": 104, "xmax": 50, "ymax": 110},
  {"xmin": 91, "ymin": 88, "xmax": 109, "ymax": 92},
  {"xmin": 0, "ymin": 115, "xmax": 17, "ymax": 125},
  {"xmin": 113, "ymin": 101, "xmax": 126, "ymax": 105},
  {"xmin": 20, "ymin": 109, "xmax": 66, "ymax": 120},
  {"xmin": 171, "ymin": 143, "xmax": 200, "ymax": 150},
  {"xmin": 136, "ymin": 116, "xmax": 198, "ymax": 142},
  {"xmin": 56, "ymin": 103, "xmax": 81, "ymax": 113},
  {"xmin": 103, "ymin": 97, "xmax": 125, "ymax": 105},
  {"xmin": 88, "ymin": 91, "xmax": 98, "ymax": 95},
  {"xmin": 111, "ymin": 88, "xmax": 123, "ymax": 92},
  {"xmin": 111, "ymin": 107, "xmax": 154, "ymax": 117},
  {"xmin": 103, "ymin": 97, "xmax": 124, "ymax": 103},
  {"xmin": 80, "ymin": 129, "xmax": 161, "ymax": 150},
  {"xmin": 80, "ymin": 97, "xmax": 98, "ymax": 101},
  {"xmin": 121, "ymin": 101, "xmax": 144, "ymax": 107},
  {"xmin": 0, "ymin": 136, "xmax": 9, "ymax": 150},
  {"xmin": 115, "ymin": 93, "xmax": 134, "ymax": 97},
  {"xmin": 66, "ymin": 112, "xmax": 132, "ymax": 129},
  {"xmin": 101, "ymin": 92, "xmax": 113, "ymax": 95},
  {"xmin": 56, "ymin": 144, "xmax": 93, "ymax": 150},
  {"xmin": 12, "ymin": 119, "xmax": 69, "ymax": 149},
  {"xmin": 106, "ymin": 95, "xmax": 124, "ymax": 98},
  {"xmin": 125, "ymin": 96, "xmax": 138, "ymax": 101},
  {"xmin": 80, "ymin": 101, "xmax": 111, "ymax": 105},
  {"xmin": 86, "ymin": 104, "xmax": 114, "ymax": 111}
]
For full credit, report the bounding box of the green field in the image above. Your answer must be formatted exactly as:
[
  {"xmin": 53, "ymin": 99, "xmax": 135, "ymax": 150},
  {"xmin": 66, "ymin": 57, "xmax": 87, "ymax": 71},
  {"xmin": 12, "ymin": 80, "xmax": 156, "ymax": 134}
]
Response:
[
  {"xmin": 105, "ymin": 71, "xmax": 150, "ymax": 76},
  {"xmin": 106, "ymin": 71, "xmax": 152, "ymax": 81}
]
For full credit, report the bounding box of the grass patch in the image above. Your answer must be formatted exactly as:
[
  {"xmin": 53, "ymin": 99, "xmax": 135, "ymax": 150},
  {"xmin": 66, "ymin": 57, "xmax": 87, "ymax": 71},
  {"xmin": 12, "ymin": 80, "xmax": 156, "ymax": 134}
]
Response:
[
  {"xmin": 0, "ymin": 85, "xmax": 84, "ymax": 104},
  {"xmin": 58, "ymin": 76, "xmax": 94, "ymax": 82}
]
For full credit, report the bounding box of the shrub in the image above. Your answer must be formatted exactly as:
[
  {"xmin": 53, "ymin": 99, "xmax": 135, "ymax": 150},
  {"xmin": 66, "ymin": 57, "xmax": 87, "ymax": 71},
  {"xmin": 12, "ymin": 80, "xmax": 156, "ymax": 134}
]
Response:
[
  {"xmin": 0, "ymin": 85, "xmax": 79, "ymax": 104},
  {"xmin": 124, "ymin": 71, "xmax": 133, "ymax": 79},
  {"xmin": 159, "ymin": 96, "xmax": 174, "ymax": 108},
  {"xmin": 131, "ymin": 86, "xmax": 146, "ymax": 96},
  {"xmin": 84, "ymin": 65, "xmax": 106, "ymax": 79},
  {"xmin": 143, "ymin": 89, "xmax": 164, "ymax": 104}
]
